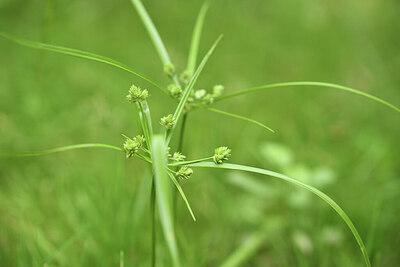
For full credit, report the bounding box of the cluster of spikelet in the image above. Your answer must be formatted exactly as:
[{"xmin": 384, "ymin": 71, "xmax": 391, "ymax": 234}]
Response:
[{"xmin": 124, "ymin": 84, "xmax": 231, "ymax": 180}]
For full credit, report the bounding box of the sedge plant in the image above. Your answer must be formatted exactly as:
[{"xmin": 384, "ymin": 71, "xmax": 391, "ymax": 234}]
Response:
[{"xmin": 1, "ymin": 1, "xmax": 400, "ymax": 266}]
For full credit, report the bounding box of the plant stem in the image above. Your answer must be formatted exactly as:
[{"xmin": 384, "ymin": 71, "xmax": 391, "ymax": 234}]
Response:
[
  {"xmin": 150, "ymin": 176, "xmax": 156, "ymax": 267},
  {"xmin": 177, "ymin": 113, "xmax": 188, "ymax": 152},
  {"xmin": 169, "ymin": 157, "xmax": 213, "ymax": 167}
]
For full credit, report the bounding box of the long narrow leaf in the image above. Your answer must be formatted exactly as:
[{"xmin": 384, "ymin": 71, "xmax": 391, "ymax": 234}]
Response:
[
  {"xmin": 189, "ymin": 162, "xmax": 371, "ymax": 267},
  {"xmin": 167, "ymin": 172, "xmax": 196, "ymax": 221},
  {"xmin": 0, "ymin": 143, "xmax": 123, "ymax": 157},
  {"xmin": 214, "ymin": 81, "xmax": 400, "ymax": 113},
  {"xmin": 0, "ymin": 31, "xmax": 168, "ymax": 95},
  {"xmin": 187, "ymin": 2, "xmax": 209, "ymax": 75},
  {"xmin": 151, "ymin": 136, "xmax": 180, "ymax": 267},
  {"xmin": 205, "ymin": 107, "xmax": 275, "ymax": 133},
  {"xmin": 130, "ymin": 0, "xmax": 181, "ymax": 86},
  {"xmin": 167, "ymin": 35, "xmax": 223, "ymax": 144}
]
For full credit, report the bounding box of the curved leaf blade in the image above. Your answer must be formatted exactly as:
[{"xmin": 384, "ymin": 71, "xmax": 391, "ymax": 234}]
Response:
[
  {"xmin": 0, "ymin": 31, "xmax": 168, "ymax": 95},
  {"xmin": 0, "ymin": 143, "xmax": 123, "ymax": 157},
  {"xmin": 167, "ymin": 35, "xmax": 223, "ymax": 144},
  {"xmin": 189, "ymin": 162, "xmax": 371, "ymax": 267},
  {"xmin": 151, "ymin": 135, "xmax": 180, "ymax": 267},
  {"xmin": 215, "ymin": 81, "xmax": 400, "ymax": 113},
  {"xmin": 205, "ymin": 107, "xmax": 275, "ymax": 133}
]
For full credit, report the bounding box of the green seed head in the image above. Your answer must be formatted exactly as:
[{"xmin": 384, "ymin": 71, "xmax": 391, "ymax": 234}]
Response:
[
  {"xmin": 171, "ymin": 152, "xmax": 186, "ymax": 162},
  {"xmin": 164, "ymin": 63, "xmax": 175, "ymax": 77},
  {"xmin": 123, "ymin": 135, "xmax": 145, "ymax": 158},
  {"xmin": 176, "ymin": 166, "xmax": 193, "ymax": 179},
  {"xmin": 127, "ymin": 85, "xmax": 149, "ymax": 103},
  {"xmin": 168, "ymin": 84, "xmax": 183, "ymax": 99},
  {"xmin": 166, "ymin": 146, "xmax": 172, "ymax": 157},
  {"xmin": 133, "ymin": 135, "xmax": 146, "ymax": 146},
  {"xmin": 160, "ymin": 114, "xmax": 176, "ymax": 129},
  {"xmin": 195, "ymin": 89, "xmax": 207, "ymax": 99},
  {"xmin": 202, "ymin": 94, "xmax": 214, "ymax": 104},
  {"xmin": 212, "ymin": 84, "xmax": 224, "ymax": 97},
  {"xmin": 213, "ymin": 146, "xmax": 231, "ymax": 164},
  {"xmin": 180, "ymin": 70, "xmax": 191, "ymax": 84}
]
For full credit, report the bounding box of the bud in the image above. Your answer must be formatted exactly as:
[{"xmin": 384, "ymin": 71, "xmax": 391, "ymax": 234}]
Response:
[
  {"xmin": 213, "ymin": 146, "xmax": 231, "ymax": 164},
  {"xmin": 168, "ymin": 84, "xmax": 183, "ymax": 99},
  {"xmin": 164, "ymin": 63, "xmax": 175, "ymax": 77},
  {"xmin": 127, "ymin": 85, "xmax": 149, "ymax": 103},
  {"xmin": 180, "ymin": 70, "xmax": 191, "ymax": 84},
  {"xmin": 123, "ymin": 135, "xmax": 145, "ymax": 158},
  {"xmin": 171, "ymin": 152, "xmax": 186, "ymax": 162},
  {"xmin": 195, "ymin": 89, "xmax": 207, "ymax": 99},
  {"xmin": 176, "ymin": 166, "xmax": 193, "ymax": 179},
  {"xmin": 160, "ymin": 114, "xmax": 176, "ymax": 129},
  {"xmin": 202, "ymin": 94, "xmax": 214, "ymax": 104},
  {"xmin": 212, "ymin": 84, "xmax": 224, "ymax": 97}
]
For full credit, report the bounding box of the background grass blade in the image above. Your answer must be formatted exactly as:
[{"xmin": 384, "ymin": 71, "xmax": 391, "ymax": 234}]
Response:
[
  {"xmin": 130, "ymin": 0, "xmax": 181, "ymax": 87},
  {"xmin": 0, "ymin": 31, "xmax": 168, "ymax": 95},
  {"xmin": 167, "ymin": 172, "xmax": 196, "ymax": 221},
  {"xmin": 166, "ymin": 35, "xmax": 223, "ymax": 144},
  {"xmin": 205, "ymin": 107, "xmax": 275, "ymax": 133},
  {"xmin": 151, "ymin": 135, "xmax": 180, "ymax": 267},
  {"xmin": 189, "ymin": 162, "xmax": 371, "ymax": 267},
  {"xmin": 215, "ymin": 81, "xmax": 400, "ymax": 113},
  {"xmin": 0, "ymin": 143, "xmax": 123, "ymax": 157},
  {"xmin": 220, "ymin": 231, "xmax": 267, "ymax": 267},
  {"xmin": 187, "ymin": 2, "xmax": 209, "ymax": 75}
]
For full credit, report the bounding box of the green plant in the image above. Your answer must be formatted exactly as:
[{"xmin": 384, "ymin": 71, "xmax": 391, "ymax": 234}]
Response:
[{"xmin": 1, "ymin": 1, "xmax": 399, "ymax": 266}]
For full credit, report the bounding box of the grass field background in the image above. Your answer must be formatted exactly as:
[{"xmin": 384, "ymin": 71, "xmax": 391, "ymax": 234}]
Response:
[{"xmin": 1, "ymin": 0, "xmax": 399, "ymax": 266}]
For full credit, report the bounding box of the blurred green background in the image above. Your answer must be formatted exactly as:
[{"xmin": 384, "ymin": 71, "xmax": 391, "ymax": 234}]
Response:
[{"xmin": 1, "ymin": 0, "xmax": 399, "ymax": 266}]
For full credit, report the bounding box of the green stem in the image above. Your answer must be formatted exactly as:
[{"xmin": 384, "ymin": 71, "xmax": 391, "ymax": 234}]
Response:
[
  {"xmin": 169, "ymin": 157, "xmax": 213, "ymax": 167},
  {"xmin": 177, "ymin": 113, "xmax": 188, "ymax": 152},
  {"xmin": 150, "ymin": 176, "xmax": 156, "ymax": 267}
]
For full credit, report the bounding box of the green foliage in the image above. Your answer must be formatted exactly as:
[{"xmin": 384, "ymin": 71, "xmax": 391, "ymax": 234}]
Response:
[{"xmin": 1, "ymin": 0, "xmax": 400, "ymax": 266}]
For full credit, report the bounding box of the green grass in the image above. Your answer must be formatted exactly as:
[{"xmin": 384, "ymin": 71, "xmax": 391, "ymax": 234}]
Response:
[{"xmin": 1, "ymin": 0, "xmax": 400, "ymax": 266}]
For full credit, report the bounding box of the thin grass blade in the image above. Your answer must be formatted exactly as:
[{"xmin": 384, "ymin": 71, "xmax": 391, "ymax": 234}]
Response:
[
  {"xmin": 130, "ymin": 0, "xmax": 181, "ymax": 86},
  {"xmin": 187, "ymin": 2, "xmax": 209, "ymax": 75},
  {"xmin": 0, "ymin": 143, "xmax": 123, "ymax": 157},
  {"xmin": 0, "ymin": 31, "xmax": 168, "ymax": 95},
  {"xmin": 151, "ymin": 135, "xmax": 180, "ymax": 267},
  {"xmin": 205, "ymin": 107, "xmax": 275, "ymax": 133},
  {"xmin": 167, "ymin": 35, "xmax": 223, "ymax": 144},
  {"xmin": 214, "ymin": 81, "xmax": 400, "ymax": 113},
  {"xmin": 189, "ymin": 162, "xmax": 371, "ymax": 267},
  {"xmin": 167, "ymin": 172, "xmax": 196, "ymax": 221}
]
